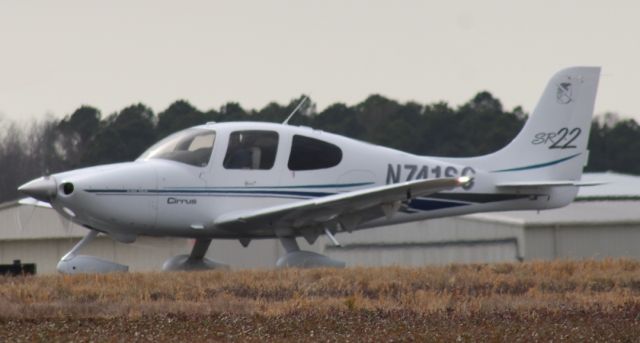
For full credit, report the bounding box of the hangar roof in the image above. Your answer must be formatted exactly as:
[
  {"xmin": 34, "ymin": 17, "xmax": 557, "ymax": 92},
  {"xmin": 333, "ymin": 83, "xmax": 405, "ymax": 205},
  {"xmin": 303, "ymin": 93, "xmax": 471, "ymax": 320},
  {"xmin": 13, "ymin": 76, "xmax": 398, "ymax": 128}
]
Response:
[
  {"xmin": 578, "ymin": 172, "xmax": 640, "ymax": 198},
  {"xmin": 467, "ymin": 200, "xmax": 640, "ymax": 227},
  {"xmin": 462, "ymin": 172, "xmax": 640, "ymax": 227}
]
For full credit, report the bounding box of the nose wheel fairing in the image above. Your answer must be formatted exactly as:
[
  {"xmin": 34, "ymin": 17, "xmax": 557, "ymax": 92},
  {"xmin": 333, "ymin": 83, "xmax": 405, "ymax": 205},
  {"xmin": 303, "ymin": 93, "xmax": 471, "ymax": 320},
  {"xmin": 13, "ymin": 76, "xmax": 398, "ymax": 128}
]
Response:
[
  {"xmin": 58, "ymin": 255, "xmax": 129, "ymax": 274},
  {"xmin": 57, "ymin": 230, "xmax": 129, "ymax": 274}
]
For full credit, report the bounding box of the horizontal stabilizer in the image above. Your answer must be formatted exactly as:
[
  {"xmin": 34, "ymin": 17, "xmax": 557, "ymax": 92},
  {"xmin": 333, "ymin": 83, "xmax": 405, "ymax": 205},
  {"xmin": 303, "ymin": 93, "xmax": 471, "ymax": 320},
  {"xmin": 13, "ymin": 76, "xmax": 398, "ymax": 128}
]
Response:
[{"xmin": 496, "ymin": 180, "xmax": 606, "ymax": 188}]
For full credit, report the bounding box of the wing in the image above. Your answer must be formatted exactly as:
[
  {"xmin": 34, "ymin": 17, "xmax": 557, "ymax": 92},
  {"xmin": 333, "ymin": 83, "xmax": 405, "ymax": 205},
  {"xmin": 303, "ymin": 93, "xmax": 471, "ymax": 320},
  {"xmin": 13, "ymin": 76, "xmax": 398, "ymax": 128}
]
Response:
[{"xmin": 213, "ymin": 176, "xmax": 471, "ymax": 237}]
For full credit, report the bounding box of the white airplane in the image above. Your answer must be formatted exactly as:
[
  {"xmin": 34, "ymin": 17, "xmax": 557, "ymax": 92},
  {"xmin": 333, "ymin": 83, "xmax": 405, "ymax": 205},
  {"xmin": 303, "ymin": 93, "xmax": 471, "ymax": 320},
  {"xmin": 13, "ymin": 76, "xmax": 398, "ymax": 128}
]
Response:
[{"xmin": 18, "ymin": 67, "xmax": 600, "ymax": 273}]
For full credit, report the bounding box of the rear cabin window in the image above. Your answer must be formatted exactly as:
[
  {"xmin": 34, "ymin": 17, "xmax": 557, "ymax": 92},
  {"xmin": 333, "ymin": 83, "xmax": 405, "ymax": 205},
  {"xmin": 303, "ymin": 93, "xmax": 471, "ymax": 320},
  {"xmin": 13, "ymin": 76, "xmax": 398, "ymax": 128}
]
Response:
[
  {"xmin": 223, "ymin": 130, "xmax": 279, "ymax": 170},
  {"xmin": 288, "ymin": 135, "xmax": 342, "ymax": 171}
]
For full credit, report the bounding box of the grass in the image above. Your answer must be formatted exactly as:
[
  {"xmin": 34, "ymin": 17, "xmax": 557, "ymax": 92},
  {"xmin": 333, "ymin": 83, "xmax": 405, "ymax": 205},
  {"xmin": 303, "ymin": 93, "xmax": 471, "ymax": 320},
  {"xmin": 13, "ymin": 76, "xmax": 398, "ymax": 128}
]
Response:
[{"xmin": 1, "ymin": 259, "xmax": 640, "ymax": 341}]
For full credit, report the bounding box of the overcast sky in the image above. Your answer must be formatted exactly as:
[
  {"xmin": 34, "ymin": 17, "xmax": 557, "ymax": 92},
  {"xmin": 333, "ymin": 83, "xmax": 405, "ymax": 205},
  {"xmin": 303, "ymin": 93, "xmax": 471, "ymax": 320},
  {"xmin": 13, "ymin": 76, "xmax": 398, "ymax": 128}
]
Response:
[{"xmin": 1, "ymin": 1, "xmax": 638, "ymax": 123}]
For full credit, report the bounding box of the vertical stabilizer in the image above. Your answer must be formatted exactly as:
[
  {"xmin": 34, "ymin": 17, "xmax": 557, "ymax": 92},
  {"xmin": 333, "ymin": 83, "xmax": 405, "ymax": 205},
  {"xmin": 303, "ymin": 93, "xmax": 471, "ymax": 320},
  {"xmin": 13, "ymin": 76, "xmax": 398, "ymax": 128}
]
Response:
[{"xmin": 446, "ymin": 67, "xmax": 601, "ymax": 182}]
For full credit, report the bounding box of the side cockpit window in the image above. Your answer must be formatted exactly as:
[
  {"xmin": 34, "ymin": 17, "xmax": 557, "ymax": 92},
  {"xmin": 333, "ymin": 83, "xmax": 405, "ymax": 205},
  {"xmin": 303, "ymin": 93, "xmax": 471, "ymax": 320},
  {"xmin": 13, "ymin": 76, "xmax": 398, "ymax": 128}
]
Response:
[
  {"xmin": 288, "ymin": 135, "xmax": 342, "ymax": 171},
  {"xmin": 223, "ymin": 131, "xmax": 279, "ymax": 170},
  {"xmin": 138, "ymin": 129, "xmax": 215, "ymax": 167}
]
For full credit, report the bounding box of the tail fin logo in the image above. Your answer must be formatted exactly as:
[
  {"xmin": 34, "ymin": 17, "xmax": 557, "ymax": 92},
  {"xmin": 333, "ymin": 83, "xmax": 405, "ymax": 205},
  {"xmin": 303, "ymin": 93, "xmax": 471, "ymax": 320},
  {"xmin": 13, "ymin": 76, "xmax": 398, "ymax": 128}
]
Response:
[{"xmin": 556, "ymin": 82, "xmax": 573, "ymax": 104}]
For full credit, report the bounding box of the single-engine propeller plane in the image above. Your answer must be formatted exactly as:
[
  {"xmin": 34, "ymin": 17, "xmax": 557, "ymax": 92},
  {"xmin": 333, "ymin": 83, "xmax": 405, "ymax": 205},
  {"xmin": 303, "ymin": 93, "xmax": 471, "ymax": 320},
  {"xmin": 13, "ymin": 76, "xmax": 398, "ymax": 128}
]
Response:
[{"xmin": 18, "ymin": 67, "xmax": 601, "ymax": 273}]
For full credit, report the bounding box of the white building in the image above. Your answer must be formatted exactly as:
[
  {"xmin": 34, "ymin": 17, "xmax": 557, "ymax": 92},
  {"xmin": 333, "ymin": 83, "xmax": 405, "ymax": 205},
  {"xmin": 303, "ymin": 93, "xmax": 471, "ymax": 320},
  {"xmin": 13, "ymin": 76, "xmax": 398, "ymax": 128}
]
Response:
[
  {"xmin": 327, "ymin": 172, "xmax": 640, "ymax": 265},
  {"xmin": 1, "ymin": 172, "xmax": 639, "ymax": 274}
]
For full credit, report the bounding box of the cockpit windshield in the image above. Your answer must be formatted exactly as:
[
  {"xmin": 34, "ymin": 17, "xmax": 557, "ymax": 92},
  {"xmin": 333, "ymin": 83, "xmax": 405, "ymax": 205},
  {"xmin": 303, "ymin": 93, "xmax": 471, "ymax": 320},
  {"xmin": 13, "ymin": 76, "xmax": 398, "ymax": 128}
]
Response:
[{"xmin": 138, "ymin": 128, "xmax": 215, "ymax": 167}]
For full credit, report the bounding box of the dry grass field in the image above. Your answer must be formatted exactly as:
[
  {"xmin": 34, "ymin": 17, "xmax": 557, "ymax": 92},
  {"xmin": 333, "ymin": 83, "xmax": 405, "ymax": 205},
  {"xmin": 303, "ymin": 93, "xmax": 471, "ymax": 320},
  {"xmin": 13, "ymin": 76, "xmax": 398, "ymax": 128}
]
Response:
[{"xmin": 1, "ymin": 259, "xmax": 640, "ymax": 342}]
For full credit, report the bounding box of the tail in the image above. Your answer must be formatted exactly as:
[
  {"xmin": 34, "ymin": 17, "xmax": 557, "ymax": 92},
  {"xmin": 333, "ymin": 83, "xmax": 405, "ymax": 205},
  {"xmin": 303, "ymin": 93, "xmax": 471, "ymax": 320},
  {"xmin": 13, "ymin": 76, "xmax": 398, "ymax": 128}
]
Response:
[{"xmin": 444, "ymin": 66, "xmax": 601, "ymax": 182}]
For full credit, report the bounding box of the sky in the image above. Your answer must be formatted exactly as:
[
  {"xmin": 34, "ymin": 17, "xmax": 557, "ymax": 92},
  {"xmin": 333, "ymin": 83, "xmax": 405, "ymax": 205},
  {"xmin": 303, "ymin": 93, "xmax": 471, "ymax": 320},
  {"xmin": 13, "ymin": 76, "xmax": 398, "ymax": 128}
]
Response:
[{"xmin": 1, "ymin": 1, "xmax": 639, "ymax": 123}]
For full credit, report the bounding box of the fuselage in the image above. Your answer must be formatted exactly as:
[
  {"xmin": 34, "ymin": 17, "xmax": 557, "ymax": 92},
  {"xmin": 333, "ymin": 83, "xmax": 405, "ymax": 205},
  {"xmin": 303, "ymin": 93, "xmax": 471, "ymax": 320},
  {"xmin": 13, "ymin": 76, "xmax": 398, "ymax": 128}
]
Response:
[{"xmin": 36, "ymin": 121, "xmax": 576, "ymax": 241}]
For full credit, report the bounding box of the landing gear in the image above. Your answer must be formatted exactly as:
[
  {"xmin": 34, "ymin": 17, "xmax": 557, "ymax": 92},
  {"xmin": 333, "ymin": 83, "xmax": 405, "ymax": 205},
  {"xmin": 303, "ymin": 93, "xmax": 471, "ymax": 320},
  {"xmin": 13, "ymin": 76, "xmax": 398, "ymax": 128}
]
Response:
[
  {"xmin": 276, "ymin": 237, "xmax": 345, "ymax": 268},
  {"xmin": 162, "ymin": 238, "xmax": 228, "ymax": 271},
  {"xmin": 57, "ymin": 230, "xmax": 129, "ymax": 274}
]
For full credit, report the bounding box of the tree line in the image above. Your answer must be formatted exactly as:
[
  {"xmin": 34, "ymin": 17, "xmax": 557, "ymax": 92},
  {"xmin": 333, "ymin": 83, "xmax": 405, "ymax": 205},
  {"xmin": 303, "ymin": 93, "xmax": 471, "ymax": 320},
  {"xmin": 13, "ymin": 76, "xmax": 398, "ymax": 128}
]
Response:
[{"xmin": 0, "ymin": 92, "xmax": 637, "ymax": 203}]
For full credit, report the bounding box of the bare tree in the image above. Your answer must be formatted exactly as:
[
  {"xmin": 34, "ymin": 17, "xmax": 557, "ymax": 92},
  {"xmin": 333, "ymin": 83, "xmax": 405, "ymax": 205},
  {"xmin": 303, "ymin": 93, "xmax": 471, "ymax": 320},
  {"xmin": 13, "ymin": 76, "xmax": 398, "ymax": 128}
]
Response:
[{"xmin": 0, "ymin": 118, "xmax": 65, "ymax": 203}]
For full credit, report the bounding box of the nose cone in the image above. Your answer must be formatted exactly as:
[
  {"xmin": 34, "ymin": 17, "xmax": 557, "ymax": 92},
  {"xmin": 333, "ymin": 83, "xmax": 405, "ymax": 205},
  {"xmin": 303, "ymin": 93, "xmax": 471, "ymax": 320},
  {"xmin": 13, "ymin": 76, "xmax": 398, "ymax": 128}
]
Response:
[{"xmin": 18, "ymin": 176, "xmax": 57, "ymax": 202}]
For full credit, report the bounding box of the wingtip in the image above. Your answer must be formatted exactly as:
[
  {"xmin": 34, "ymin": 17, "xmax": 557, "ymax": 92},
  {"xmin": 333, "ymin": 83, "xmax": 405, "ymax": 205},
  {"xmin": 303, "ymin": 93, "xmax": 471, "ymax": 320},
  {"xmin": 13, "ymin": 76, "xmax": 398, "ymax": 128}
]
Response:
[{"xmin": 457, "ymin": 176, "xmax": 472, "ymax": 185}]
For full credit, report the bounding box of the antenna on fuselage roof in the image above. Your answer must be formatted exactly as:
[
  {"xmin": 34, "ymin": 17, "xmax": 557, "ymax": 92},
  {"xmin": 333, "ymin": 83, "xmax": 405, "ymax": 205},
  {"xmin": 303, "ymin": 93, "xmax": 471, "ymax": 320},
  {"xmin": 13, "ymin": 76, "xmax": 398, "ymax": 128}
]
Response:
[{"xmin": 282, "ymin": 96, "xmax": 309, "ymax": 125}]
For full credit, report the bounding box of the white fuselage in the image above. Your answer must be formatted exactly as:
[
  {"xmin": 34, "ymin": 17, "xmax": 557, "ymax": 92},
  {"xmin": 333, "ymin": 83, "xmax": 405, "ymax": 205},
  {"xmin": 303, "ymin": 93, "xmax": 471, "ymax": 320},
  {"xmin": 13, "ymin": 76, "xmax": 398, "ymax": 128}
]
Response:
[{"xmin": 47, "ymin": 122, "xmax": 575, "ymax": 242}]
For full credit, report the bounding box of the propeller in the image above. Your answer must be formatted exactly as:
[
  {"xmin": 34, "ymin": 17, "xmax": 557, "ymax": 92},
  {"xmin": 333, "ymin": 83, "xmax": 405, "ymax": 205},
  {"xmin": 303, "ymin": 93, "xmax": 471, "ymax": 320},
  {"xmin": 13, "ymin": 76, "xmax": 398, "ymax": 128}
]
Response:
[
  {"xmin": 16, "ymin": 197, "xmax": 78, "ymax": 238},
  {"xmin": 57, "ymin": 212, "xmax": 74, "ymax": 237},
  {"xmin": 15, "ymin": 202, "xmax": 36, "ymax": 235}
]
